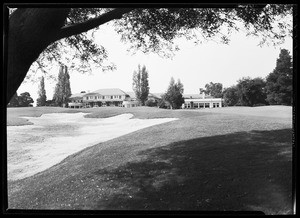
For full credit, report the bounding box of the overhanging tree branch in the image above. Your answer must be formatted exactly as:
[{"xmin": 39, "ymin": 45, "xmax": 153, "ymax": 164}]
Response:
[{"xmin": 55, "ymin": 8, "xmax": 135, "ymax": 40}]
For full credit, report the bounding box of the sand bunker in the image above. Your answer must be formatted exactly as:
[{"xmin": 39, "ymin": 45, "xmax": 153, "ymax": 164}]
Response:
[{"xmin": 7, "ymin": 113, "xmax": 178, "ymax": 181}]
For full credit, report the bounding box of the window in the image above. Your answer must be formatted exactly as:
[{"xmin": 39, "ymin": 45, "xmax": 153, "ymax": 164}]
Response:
[
  {"xmin": 111, "ymin": 96, "xmax": 113, "ymax": 99},
  {"xmin": 119, "ymin": 96, "xmax": 122, "ymax": 99},
  {"xmin": 102, "ymin": 96, "xmax": 105, "ymax": 99},
  {"xmin": 205, "ymin": 103, "xmax": 210, "ymax": 108},
  {"xmin": 213, "ymin": 103, "xmax": 219, "ymax": 108}
]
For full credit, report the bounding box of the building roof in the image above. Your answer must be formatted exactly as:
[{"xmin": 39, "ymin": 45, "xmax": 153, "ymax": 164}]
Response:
[
  {"xmin": 183, "ymin": 94, "xmax": 214, "ymax": 99},
  {"xmin": 125, "ymin": 92, "xmax": 164, "ymax": 100},
  {"xmin": 69, "ymin": 92, "xmax": 87, "ymax": 98},
  {"xmin": 125, "ymin": 91, "xmax": 136, "ymax": 98},
  {"xmin": 85, "ymin": 88, "xmax": 128, "ymax": 96}
]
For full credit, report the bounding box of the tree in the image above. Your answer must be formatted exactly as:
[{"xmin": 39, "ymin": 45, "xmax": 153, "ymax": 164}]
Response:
[
  {"xmin": 18, "ymin": 92, "xmax": 34, "ymax": 107},
  {"xmin": 236, "ymin": 77, "xmax": 267, "ymax": 106},
  {"xmin": 63, "ymin": 66, "xmax": 72, "ymax": 107},
  {"xmin": 36, "ymin": 76, "xmax": 47, "ymax": 106},
  {"xmin": 204, "ymin": 82, "xmax": 223, "ymax": 98},
  {"xmin": 223, "ymin": 86, "xmax": 239, "ymax": 106},
  {"xmin": 132, "ymin": 65, "xmax": 149, "ymax": 105},
  {"xmin": 265, "ymin": 49, "xmax": 293, "ymax": 105},
  {"xmin": 145, "ymin": 99, "xmax": 158, "ymax": 107},
  {"xmin": 164, "ymin": 77, "xmax": 185, "ymax": 109},
  {"xmin": 53, "ymin": 65, "xmax": 72, "ymax": 107},
  {"xmin": 6, "ymin": 5, "xmax": 293, "ymax": 104}
]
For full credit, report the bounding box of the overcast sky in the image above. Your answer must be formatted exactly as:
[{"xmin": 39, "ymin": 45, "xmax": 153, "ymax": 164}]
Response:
[{"xmin": 17, "ymin": 21, "xmax": 293, "ymax": 106}]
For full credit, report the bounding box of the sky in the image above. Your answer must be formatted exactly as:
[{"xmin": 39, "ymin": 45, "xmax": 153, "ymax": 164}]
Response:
[{"xmin": 17, "ymin": 21, "xmax": 293, "ymax": 106}]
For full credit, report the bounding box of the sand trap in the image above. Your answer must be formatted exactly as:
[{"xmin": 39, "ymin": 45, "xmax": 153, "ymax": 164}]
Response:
[{"xmin": 7, "ymin": 113, "xmax": 178, "ymax": 181}]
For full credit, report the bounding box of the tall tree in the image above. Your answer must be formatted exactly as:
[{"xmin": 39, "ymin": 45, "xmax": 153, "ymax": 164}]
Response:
[
  {"xmin": 177, "ymin": 79, "xmax": 184, "ymax": 94},
  {"xmin": 164, "ymin": 77, "xmax": 185, "ymax": 109},
  {"xmin": 53, "ymin": 65, "xmax": 72, "ymax": 107},
  {"xmin": 63, "ymin": 66, "xmax": 72, "ymax": 107},
  {"xmin": 53, "ymin": 65, "xmax": 65, "ymax": 107},
  {"xmin": 36, "ymin": 76, "xmax": 47, "ymax": 106},
  {"xmin": 204, "ymin": 82, "xmax": 223, "ymax": 98},
  {"xmin": 132, "ymin": 65, "xmax": 149, "ymax": 105},
  {"xmin": 6, "ymin": 6, "xmax": 292, "ymax": 104},
  {"xmin": 18, "ymin": 92, "xmax": 34, "ymax": 107},
  {"xmin": 265, "ymin": 49, "xmax": 293, "ymax": 105},
  {"xmin": 140, "ymin": 66, "xmax": 150, "ymax": 105}
]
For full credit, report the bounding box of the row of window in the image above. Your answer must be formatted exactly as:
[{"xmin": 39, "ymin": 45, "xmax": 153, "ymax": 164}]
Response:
[
  {"xmin": 184, "ymin": 102, "xmax": 220, "ymax": 108},
  {"xmin": 84, "ymin": 95, "xmax": 123, "ymax": 100}
]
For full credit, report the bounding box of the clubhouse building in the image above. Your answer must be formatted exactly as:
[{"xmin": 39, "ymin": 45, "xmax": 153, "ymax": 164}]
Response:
[
  {"xmin": 182, "ymin": 93, "xmax": 223, "ymax": 109},
  {"xmin": 68, "ymin": 88, "xmax": 223, "ymax": 109},
  {"xmin": 68, "ymin": 88, "xmax": 138, "ymax": 108}
]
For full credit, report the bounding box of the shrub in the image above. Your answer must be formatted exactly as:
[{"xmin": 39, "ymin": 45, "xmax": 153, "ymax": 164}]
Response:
[{"xmin": 145, "ymin": 99, "xmax": 158, "ymax": 107}]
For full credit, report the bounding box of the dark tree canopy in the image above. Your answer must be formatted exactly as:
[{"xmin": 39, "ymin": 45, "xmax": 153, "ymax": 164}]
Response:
[
  {"xmin": 265, "ymin": 49, "xmax": 293, "ymax": 105},
  {"xmin": 18, "ymin": 92, "xmax": 34, "ymax": 107},
  {"xmin": 204, "ymin": 82, "xmax": 223, "ymax": 98},
  {"xmin": 163, "ymin": 77, "xmax": 185, "ymax": 109},
  {"xmin": 223, "ymin": 86, "xmax": 239, "ymax": 106},
  {"xmin": 6, "ymin": 5, "xmax": 293, "ymax": 104},
  {"xmin": 236, "ymin": 77, "xmax": 267, "ymax": 106}
]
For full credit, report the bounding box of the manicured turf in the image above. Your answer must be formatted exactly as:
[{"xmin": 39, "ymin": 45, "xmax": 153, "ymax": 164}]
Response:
[{"xmin": 6, "ymin": 106, "xmax": 293, "ymax": 214}]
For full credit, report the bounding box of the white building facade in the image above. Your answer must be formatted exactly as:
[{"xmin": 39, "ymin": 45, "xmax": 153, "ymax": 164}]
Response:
[{"xmin": 182, "ymin": 93, "xmax": 223, "ymax": 109}]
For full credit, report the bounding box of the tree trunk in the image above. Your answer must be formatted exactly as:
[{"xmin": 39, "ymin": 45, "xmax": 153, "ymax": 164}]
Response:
[{"xmin": 7, "ymin": 8, "xmax": 70, "ymax": 104}]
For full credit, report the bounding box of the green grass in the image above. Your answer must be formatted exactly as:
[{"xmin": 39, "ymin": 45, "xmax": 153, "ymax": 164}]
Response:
[{"xmin": 6, "ymin": 106, "xmax": 293, "ymax": 214}]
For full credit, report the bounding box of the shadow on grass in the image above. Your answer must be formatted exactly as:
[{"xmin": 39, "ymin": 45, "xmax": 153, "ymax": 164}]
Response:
[{"xmin": 95, "ymin": 129, "xmax": 292, "ymax": 213}]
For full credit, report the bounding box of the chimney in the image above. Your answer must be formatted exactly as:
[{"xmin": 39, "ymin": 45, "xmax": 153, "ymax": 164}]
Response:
[{"xmin": 202, "ymin": 92, "xmax": 205, "ymax": 99}]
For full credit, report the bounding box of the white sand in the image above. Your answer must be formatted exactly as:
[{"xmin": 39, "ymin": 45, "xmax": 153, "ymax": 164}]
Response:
[{"xmin": 7, "ymin": 113, "xmax": 178, "ymax": 181}]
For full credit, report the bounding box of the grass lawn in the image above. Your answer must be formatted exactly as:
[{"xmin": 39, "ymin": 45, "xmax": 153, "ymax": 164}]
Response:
[{"xmin": 6, "ymin": 106, "xmax": 293, "ymax": 214}]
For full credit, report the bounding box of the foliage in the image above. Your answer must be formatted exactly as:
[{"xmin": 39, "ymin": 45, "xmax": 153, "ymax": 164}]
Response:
[
  {"xmin": 53, "ymin": 65, "xmax": 72, "ymax": 107},
  {"xmin": 145, "ymin": 99, "xmax": 158, "ymax": 107},
  {"xmin": 157, "ymin": 98, "xmax": 168, "ymax": 109},
  {"xmin": 15, "ymin": 5, "xmax": 293, "ymax": 83},
  {"xmin": 236, "ymin": 77, "xmax": 267, "ymax": 107},
  {"xmin": 132, "ymin": 65, "xmax": 150, "ymax": 105},
  {"xmin": 18, "ymin": 92, "xmax": 34, "ymax": 107},
  {"xmin": 265, "ymin": 49, "xmax": 292, "ymax": 106},
  {"xmin": 115, "ymin": 6, "xmax": 292, "ymax": 57},
  {"xmin": 223, "ymin": 86, "xmax": 239, "ymax": 106},
  {"xmin": 45, "ymin": 100, "xmax": 55, "ymax": 106},
  {"xmin": 23, "ymin": 8, "xmax": 115, "ymax": 83},
  {"xmin": 204, "ymin": 82, "xmax": 223, "ymax": 98},
  {"xmin": 36, "ymin": 76, "xmax": 47, "ymax": 106},
  {"xmin": 8, "ymin": 92, "xmax": 34, "ymax": 107},
  {"xmin": 164, "ymin": 77, "xmax": 185, "ymax": 109}
]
